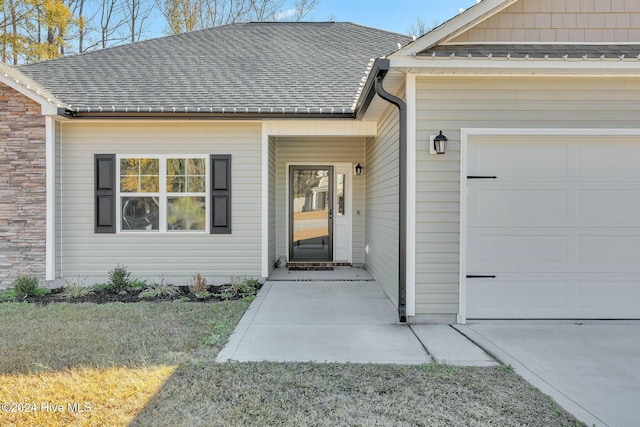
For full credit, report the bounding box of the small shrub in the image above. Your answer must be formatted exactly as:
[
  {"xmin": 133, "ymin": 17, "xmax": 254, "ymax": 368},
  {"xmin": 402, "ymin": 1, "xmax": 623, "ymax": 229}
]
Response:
[
  {"xmin": 229, "ymin": 278, "xmax": 259, "ymax": 298},
  {"xmin": 63, "ymin": 278, "xmax": 93, "ymax": 299},
  {"xmin": 0, "ymin": 289, "xmax": 17, "ymax": 302},
  {"xmin": 12, "ymin": 275, "xmax": 39, "ymax": 298},
  {"xmin": 31, "ymin": 288, "xmax": 51, "ymax": 297},
  {"xmin": 130, "ymin": 279, "xmax": 147, "ymax": 290},
  {"xmin": 214, "ymin": 291, "xmax": 233, "ymax": 300},
  {"xmin": 107, "ymin": 264, "xmax": 132, "ymax": 293},
  {"xmin": 92, "ymin": 284, "xmax": 108, "ymax": 292},
  {"xmin": 195, "ymin": 291, "xmax": 214, "ymax": 300},
  {"xmin": 64, "ymin": 286, "xmax": 93, "ymax": 299},
  {"xmin": 139, "ymin": 279, "xmax": 178, "ymax": 299},
  {"xmin": 189, "ymin": 273, "xmax": 208, "ymax": 294}
]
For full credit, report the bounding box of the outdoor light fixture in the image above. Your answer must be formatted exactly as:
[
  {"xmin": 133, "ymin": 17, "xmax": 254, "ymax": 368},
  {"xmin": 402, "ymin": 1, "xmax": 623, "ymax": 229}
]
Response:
[
  {"xmin": 430, "ymin": 131, "xmax": 448, "ymax": 155},
  {"xmin": 354, "ymin": 163, "xmax": 364, "ymax": 176}
]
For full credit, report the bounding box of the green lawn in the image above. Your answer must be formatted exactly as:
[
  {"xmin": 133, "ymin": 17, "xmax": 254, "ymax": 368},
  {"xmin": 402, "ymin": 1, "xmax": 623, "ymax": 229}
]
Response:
[{"xmin": 0, "ymin": 301, "xmax": 584, "ymax": 427}]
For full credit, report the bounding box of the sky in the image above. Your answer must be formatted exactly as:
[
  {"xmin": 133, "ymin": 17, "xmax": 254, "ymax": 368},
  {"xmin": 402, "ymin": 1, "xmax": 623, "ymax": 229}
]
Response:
[
  {"xmin": 143, "ymin": 1, "xmax": 480, "ymax": 41},
  {"xmin": 303, "ymin": 0, "xmax": 481, "ymax": 35}
]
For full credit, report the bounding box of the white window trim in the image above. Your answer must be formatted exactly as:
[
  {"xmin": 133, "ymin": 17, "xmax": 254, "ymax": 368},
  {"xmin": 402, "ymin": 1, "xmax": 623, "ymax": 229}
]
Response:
[{"xmin": 116, "ymin": 154, "xmax": 210, "ymax": 234}]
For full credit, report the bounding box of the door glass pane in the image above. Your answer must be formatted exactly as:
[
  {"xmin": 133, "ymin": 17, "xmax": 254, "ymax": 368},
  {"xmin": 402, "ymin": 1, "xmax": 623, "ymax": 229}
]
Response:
[
  {"xmin": 337, "ymin": 174, "xmax": 345, "ymax": 216},
  {"xmin": 291, "ymin": 168, "xmax": 331, "ymax": 260}
]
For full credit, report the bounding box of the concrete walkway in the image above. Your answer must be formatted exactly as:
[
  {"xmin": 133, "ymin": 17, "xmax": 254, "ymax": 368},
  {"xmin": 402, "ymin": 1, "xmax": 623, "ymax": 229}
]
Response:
[
  {"xmin": 218, "ymin": 274, "xmax": 496, "ymax": 366},
  {"xmin": 457, "ymin": 322, "xmax": 640, "ymax": 427}
]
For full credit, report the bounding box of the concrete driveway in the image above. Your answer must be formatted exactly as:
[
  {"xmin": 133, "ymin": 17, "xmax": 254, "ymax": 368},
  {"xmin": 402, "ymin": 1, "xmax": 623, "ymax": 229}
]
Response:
[{"xmin": 457, "ymin": 322, "xmax": 640, "ymax": 427}]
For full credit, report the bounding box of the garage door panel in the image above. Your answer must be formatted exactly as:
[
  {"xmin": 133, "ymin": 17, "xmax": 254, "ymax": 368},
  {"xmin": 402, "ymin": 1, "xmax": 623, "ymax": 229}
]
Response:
[
  {"xmin": 469, "ymin": 234, "xmax": 567, "ymax": 266},
  {"xmin": 466, "ymin": 135, "xmax": 640, "ymax": 319},
  {"xmin": 469, "ymin": 138, "xmax": 569, "ymax": 178},
  {"xmin": 470, "ymin": 189, "xmax": 568, "ymax": 223},
  {"xmin": 467, "ymin": 280, "xmax": 569, "ymax": 317},
  {"xmin": 576, "ymin": 282, "xmax": 640, "ymax": 311},
  {"xmin": 578, "ymin": 236, "xmax": 640, "ymax": 264},
  {"xmin": 577, "ymin": 143, "xmax": 640, "ymax": 179},
  {"xmin": 576, "ymin": 190, "xmax": 640, "ymax": 225}
]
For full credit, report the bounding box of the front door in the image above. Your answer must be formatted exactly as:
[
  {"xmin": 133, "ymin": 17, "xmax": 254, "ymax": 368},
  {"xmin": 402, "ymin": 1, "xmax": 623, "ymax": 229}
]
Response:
[{"xmin": 289, "ymin": 166, "xmax": 333, "ymax": 261}]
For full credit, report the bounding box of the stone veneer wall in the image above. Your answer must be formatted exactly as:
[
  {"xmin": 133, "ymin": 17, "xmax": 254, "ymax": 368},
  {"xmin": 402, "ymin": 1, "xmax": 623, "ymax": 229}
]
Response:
[{"xmin": 0, "ymin": 83, "xmax": 46, "ymax": 286}]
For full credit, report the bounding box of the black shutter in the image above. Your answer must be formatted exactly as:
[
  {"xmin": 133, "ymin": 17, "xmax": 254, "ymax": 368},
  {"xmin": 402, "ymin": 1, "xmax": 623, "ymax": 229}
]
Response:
[
  {"xmin": 210, "ymin": 154, "xmax": 231, "ymax": 234},
  {"xmin": 95, "ymin": 154, "xmax": 116, "ymax": 233}
]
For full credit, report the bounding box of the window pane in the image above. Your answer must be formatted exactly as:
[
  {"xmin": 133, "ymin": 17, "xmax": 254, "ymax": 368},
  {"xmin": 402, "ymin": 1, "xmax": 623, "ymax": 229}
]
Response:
[
  {"xmin": 167, "ymin": 158, "xmax": 185, "ymax": 176},
  {"xmin": 140, "ymin": 175, "xmax": 159, "ymax": 192},
  {"xmin": 140, "ymin": 158, "xmax": 159, "ymax": 175},
  {"xmin": 121, "ymin": 157, "xmax": 159, "ymax": 193},
  {"xmin": 187, "ymin": 158, "xmax": 205, "ymax": 175},
  {"xmin": 167, "ymin": 158, "xmax": 205, "ymax": 194},
  {"xmin": 337, "ymin": 173, "xmax": 345, "ymax": 216},
  {"xmin": 166, "ymin": 176, "xmax": 186, "ymax": 193},
  {"xmin": 121, "ymin": 197, "xmax": 159, "ymax": 231},
  {"xmin": 187, "ymin": 176, "xmax": 206, "ymax": 193},
  {"xmin": 120, "ymin": 158, "xmax": 139, "ymax": 175},
  {"xmin": 120, "ymin": 176, "xmax": 139, "ymax": 193},
  {"xmin": 167, "ymin": 197, "xmax": 206, "ymax": 231}
]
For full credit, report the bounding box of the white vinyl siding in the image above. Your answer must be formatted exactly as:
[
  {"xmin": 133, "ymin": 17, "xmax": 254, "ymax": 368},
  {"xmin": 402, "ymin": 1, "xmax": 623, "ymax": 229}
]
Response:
[
  {"xmin": 415, "ymin": 75, "xmax": 640, "ymax": 316},
  {"xmin": 59, "ymin": 121, "xmax": 262, "ymax": 283},
  {"xmin": 268, "ymin": 137, "xmax": 277, "ymax": 273},
  {"xmin": 274, "ymin": 137, "xmax": 365, "ymax": 264},
  {"xmin": 54, "ymin": 121, "xmax": 62, "ymax": 277},
  {"xmin": 365, "ymin": 104, "xmax": 400, "ymax": 305}
]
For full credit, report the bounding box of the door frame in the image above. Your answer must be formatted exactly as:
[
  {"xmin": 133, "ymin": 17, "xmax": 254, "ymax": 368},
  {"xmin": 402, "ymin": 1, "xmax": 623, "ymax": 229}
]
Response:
[{"xmin": 285, "ymin": 162, "xmax": 353, "ymax": 263}]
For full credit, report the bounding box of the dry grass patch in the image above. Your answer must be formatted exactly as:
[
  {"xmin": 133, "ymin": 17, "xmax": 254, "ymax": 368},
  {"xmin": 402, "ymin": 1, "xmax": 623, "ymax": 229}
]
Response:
[
  {"xmin": 132, "ymin": 362, "xmax": 584, "ymax": 427},
  {"xmin": 0, "ymin": 365, "xmax": 175, "ymax": 427},
  {"xmin": 0, "ymin": 300, "xmax": 250, "ymax": 426}
]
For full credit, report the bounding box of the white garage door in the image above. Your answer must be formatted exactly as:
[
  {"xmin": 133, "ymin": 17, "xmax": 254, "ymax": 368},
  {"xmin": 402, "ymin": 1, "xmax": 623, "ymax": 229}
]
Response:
[{"xmin": 466, "ymin": 135, "xmax": 640, "ymax": 319}]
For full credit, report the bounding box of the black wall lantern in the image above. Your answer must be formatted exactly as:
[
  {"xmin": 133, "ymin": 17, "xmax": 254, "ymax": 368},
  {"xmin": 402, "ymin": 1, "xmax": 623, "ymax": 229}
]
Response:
[
  {"xmin": 430, "ymin": 131, "xmax": 448, "ymax": 155},
  {"xmin": 354, "ymin": 163, "xmax": 364, "ymax": 176}
]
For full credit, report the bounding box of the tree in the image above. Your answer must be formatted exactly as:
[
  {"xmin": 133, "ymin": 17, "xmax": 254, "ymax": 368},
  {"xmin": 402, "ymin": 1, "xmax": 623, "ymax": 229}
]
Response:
[
  {"xmin": 161, "ymin": 0, "xmax": 199, "ymax": 34},
  {"xmin": 2, "ymin": 0, "xmax": 320, "ymax": 63},
  {"xmin": 158, "ymin": 0, "xmax": 320, "ymax": 35},
  {"xmin": 124, "ymin": 0, "xmax": 153, "ymax": 42},
  {"xmin": 0, "ymin": 0, "xmax": 72, "ymax": 64},
  {"xmin": 407, "ymin": 16, "xmax": 438, "ymax": 38},
  {"xmin": 292, "ymin": 0, "xmax": 317, "ymax": 21}
]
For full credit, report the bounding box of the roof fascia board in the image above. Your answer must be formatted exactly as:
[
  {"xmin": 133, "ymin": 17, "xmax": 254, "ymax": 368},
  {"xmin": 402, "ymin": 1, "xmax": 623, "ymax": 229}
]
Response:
[
  {"xmin": 69, "ymin": 112, "xmax": 358, "ymax": 120},
  {"xmin": 393, "ymin": 0, "xmax": 518, "ymax": 56},
  {"xmin": 389, "ymin": 56, "xmax": 640, "ymax": 73},
  {"xmin": 1, "ymin": 71, "xmax": 60, "ymax": 115},
  {"xmin": 355, "ymin": 58, "xmax": 390, "ymax": 119}
]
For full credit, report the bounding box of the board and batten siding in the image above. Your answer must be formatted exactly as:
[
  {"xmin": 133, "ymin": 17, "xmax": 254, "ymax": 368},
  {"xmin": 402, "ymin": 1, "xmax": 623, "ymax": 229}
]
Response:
[
  {"xmin": 274, "ymin": 137, "xmax": 365, "ymax": 264},
  {"xmin": 365, "ymin": 104, "xmax": 400, "ymax": 305},
  {"xmin": 60, "ymin": 121, "xmax": 262, "ymax": 283},
  {"xmin": 415, "ymin": 75, "xmax": 640, "ymax": 316}
]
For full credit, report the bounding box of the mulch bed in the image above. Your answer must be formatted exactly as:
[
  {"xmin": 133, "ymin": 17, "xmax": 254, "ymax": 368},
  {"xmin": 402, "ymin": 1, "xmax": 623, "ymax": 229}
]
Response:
[{"xmin": 13, "ymin": 284, "xmax": 261, "ymax": 305}]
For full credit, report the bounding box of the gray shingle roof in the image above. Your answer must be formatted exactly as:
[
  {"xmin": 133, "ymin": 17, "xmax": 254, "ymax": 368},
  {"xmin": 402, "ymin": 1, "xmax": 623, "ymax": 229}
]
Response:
[
  {"xmin": 18, "ymin": 22, "xmax": 409, "ymax": 116},
  {"xmin": 420, "ymin": 44, "xmax": 640, "ymax": 60},
  {"xmin": 0, "ymin": 62, "xmax": 66, "ymax": 107}
]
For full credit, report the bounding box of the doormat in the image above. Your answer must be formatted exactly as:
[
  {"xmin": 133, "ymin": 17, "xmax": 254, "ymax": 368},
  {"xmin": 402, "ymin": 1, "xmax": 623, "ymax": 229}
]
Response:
[{"xmin": 288, "ymin": 267, "xmax": 334, "ymax": 271}]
